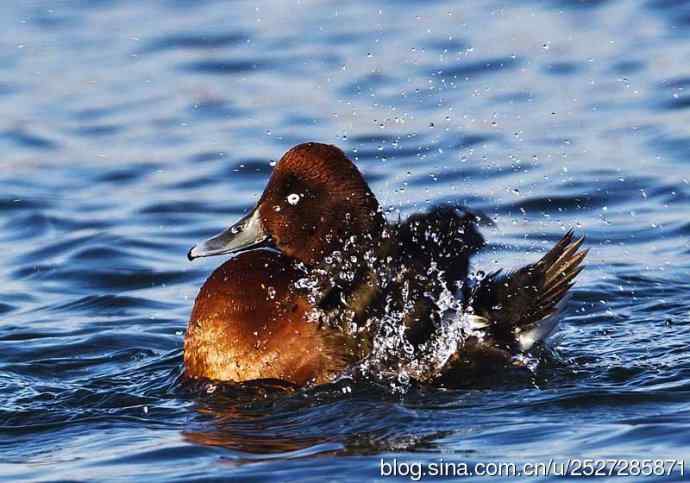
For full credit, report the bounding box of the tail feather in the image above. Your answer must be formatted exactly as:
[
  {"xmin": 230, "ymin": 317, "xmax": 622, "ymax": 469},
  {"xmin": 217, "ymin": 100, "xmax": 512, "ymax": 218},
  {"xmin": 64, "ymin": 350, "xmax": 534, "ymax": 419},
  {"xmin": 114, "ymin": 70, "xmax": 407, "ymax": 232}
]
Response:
[
  {"xmin": 463, "ymin": 230, "xmax": 587, "ymax": 351},
  {"xmin": 514, "ymin": 296, "xmax": 567, "ymax": 352}
]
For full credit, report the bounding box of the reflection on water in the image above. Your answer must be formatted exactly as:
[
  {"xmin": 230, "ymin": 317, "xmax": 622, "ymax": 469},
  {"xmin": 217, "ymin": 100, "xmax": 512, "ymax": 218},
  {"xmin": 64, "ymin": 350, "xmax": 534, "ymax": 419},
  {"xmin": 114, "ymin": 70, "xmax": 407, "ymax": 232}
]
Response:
[{"xmin": 2, "ymin": 0, "xmax": 690, "ymax": 480}]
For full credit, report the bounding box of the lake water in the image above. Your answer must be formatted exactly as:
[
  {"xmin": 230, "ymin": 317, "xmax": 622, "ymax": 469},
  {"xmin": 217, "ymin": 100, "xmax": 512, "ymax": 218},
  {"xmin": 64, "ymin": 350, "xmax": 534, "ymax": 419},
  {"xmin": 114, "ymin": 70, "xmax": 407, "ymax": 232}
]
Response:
[{"xmin": 2, "ymin": 0, "xmax": 690, "ymax": 481}]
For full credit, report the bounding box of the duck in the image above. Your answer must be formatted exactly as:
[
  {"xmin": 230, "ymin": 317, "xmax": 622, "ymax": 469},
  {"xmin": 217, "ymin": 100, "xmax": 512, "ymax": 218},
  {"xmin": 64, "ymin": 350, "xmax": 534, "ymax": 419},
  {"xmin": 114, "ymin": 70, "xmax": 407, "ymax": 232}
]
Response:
[{"xmin": 184, "ymin": 142, "xmax": 587, "ymax": 386}]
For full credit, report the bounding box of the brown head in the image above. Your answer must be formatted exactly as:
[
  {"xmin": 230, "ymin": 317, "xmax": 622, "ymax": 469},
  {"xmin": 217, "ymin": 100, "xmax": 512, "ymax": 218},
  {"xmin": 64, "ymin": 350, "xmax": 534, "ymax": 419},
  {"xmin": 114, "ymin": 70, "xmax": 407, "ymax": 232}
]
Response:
[
  {"xmin": 184, "ymin": 249, "xmax": 350, "ymax": 385},
  {"xmin": 188, "ymin": 143, "xmax": 385, "ymax": 267}
]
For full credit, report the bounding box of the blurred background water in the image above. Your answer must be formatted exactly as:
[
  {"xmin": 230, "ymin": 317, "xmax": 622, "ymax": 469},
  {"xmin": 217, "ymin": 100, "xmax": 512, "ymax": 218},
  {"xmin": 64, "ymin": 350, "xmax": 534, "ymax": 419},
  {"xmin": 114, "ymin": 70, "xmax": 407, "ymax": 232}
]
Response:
[{"xmin": 1, "ymin": 0, "xmax": 690, "ymax": 481}]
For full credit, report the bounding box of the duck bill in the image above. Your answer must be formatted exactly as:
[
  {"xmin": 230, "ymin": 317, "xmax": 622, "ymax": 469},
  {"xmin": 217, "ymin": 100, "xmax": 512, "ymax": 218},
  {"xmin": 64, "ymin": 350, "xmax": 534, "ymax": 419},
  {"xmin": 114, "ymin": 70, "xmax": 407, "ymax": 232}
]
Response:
[{"xmin": 187, "ymin": 208, "xmax": 268, "ymax": 260}]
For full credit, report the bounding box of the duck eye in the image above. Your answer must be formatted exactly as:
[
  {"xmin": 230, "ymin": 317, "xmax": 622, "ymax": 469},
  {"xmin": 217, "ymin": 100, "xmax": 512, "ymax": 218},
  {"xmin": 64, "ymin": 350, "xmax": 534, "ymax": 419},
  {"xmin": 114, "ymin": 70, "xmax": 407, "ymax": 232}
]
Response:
[{"xmin": 286, "ymin": 193, "xmax": 301, "ymax": 206}]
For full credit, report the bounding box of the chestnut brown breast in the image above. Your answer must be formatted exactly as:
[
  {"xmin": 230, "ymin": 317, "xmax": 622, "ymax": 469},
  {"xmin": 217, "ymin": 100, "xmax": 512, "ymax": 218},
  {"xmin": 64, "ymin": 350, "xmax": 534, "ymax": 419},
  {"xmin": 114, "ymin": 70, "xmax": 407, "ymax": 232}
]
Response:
[{"xmin": 184, "ymin": 250, "xmax": 349, "ymax": 385}]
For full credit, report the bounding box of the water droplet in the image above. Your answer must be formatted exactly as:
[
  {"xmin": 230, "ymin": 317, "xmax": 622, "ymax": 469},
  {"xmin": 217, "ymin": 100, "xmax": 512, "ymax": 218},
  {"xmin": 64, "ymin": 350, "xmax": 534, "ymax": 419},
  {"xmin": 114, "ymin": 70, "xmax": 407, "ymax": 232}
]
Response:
[{"xmin": 287, "ymin": 193, "xmax": 300, "ymax": 205}]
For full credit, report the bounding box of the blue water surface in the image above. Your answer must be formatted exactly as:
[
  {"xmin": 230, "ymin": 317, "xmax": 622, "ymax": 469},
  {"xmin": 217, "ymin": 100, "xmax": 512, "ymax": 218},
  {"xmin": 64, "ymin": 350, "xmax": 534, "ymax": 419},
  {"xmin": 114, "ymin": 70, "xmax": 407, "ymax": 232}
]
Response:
[{"xmin": 1, "ymin": 0, "xmax": 690, "ymax": 481}]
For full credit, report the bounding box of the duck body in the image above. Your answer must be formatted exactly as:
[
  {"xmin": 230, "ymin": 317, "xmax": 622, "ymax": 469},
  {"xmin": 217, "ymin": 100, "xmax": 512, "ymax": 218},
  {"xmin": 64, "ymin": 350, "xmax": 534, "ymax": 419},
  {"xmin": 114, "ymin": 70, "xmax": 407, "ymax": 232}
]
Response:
[{"xmin": 185, "ymin": 142, "xmax": 587, "ymax": 386}]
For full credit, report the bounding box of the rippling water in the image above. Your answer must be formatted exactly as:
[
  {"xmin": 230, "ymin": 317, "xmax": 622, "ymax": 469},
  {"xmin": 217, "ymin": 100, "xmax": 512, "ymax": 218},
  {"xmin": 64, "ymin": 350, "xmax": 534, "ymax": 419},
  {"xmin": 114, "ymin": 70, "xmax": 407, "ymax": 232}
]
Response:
[{"xmin": 2, "ymin": 0, "xmax": 690, "ymax": 480}]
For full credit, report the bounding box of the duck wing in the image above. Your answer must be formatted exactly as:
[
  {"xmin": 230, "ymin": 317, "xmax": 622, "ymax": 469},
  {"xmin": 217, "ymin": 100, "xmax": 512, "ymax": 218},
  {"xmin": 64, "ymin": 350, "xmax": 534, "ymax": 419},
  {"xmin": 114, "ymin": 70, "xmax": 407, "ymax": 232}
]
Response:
[
  {"xmin": 397, "ymin": 205, "xmax": 488, "ymax": 288},
  {"xmin": 463, "ymin": 230, "xmax": 587, "ymax": 352},
  {"xmin": 393, "ymin": 206, "xmax": 488, "ymax": 346}
]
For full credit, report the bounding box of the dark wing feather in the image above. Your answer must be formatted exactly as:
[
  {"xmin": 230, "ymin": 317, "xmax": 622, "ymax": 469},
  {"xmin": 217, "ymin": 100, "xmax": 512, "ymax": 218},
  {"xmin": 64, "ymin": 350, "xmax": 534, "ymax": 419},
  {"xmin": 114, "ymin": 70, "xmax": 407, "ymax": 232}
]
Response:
[
  {"xmin": 397, "ymin": 205, "xmax": 487, "ymax": 288},
  {"xmin": 395, "ymin": 205, "xmax": 487, "ymax": 345}
]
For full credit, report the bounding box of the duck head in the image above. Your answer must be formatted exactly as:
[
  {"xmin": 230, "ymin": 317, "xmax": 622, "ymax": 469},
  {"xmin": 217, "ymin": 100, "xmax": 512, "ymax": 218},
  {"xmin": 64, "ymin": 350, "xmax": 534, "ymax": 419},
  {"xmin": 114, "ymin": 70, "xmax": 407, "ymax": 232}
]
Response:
[{"xmin": 188, "ymin": 142, "xmax": 385, "ymax": 267}]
